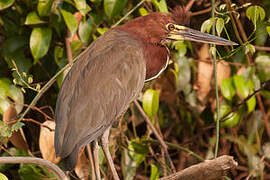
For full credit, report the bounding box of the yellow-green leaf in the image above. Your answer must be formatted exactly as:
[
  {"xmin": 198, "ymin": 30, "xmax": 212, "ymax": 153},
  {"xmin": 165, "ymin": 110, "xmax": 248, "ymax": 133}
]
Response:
[
  {"xmin": 37, "ymin": 0, "xmax": 53, "ymax": 17},
  {"xmin": 220, "ymin": 78, "xmax": 235, "ymax": 101},
  {"xmin": 74, "ymin": 0, "xmax": 91, "ymax": 16},
  {"xmin": 139, "ymin": 7, "xmax": 149, "ymax": 16},
  {"xmin": 201, "ymin": 18, "xmax": 214, "ymax": 33},
  {"xmin": 150, "ymin": 164, "xmax": 159, "ymax": 180},
  {"xmin": 0, "ymin": 172, "xmax": 8, "ymax": 180},
  {"xmin": 266, "ymin": 26, "xmax": 270, "ymax": 36},
  {"xmin": 246, "ymin": 6, "xmax": 265, "ymax": 29},
  {"xmin": 25, "ymin": 11, "xmax": 46, "ymax": 25},
  {"xmin": 142, "ymin": 89, "xmax": 159, "ymax": 119},
  {"xmin": 104, "ymin": 0, "xmax": 128, "ymax": 20},
  {"xmin": 0, "ymin": 0, "xmax": 15, "ymax": 11},
  {"xmin": 60, "ymin": 9, "xmax": 78, "ymax": 37},
  {"xmin": 216, "ymin": 18, "xmax": 224, "ymax": 36},
  {"xmin": 152, "ymin": 0, "xmax": 168, "ymax": 13},
  {"xmin": 30, "ymin": 27, "xmax": 52, "ymax": 62}
]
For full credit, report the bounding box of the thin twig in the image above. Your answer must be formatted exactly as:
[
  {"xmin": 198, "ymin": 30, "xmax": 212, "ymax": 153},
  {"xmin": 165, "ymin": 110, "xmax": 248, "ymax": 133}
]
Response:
[
  {"xmin": 142, "ymin": 139, "xmax": 204, "ymax": 162},
  {"xmin": 185, "ymin": 0, "xmax": 196, "ymax": 11},
  {"xmin": 0, "ymin": 157, "xmax": 68, "ymax": 180},
  {"xmin": 211, "ymin": 0, "xmax": 220, "ymax": 159},
  {"xmin": 191, "ymin": 2, "xmax": 219, "ymax": 16},
  {"xmin": 255, "ymin": 46, "xmax": 270, "ymax": 52},
  {"xmin": 12, "ymin": 60, "xmax": 39, "ymax": 92},
  {"xmin": 134, "ymin": 100, "xmax": 176, "ymax": 173},
  {"xmin": 65, "ymin": 30, "xmax": 73, "ymax": 63},
  {"xmin": 112, "ymin": 0, "xmax": 146, "ymax": 28}
]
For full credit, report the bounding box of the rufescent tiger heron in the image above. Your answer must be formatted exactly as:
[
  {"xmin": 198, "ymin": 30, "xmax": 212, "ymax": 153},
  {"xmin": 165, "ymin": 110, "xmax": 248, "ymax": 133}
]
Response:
[{"xmin": 54, "ymin": 7, "xmax": 237, "ymax": 179}]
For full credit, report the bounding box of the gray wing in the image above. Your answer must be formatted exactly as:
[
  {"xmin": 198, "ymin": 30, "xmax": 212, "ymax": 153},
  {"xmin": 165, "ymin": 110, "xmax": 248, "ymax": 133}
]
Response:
[{"xmin": 54, "ymin": 29, "xmax": 146, "ymax": 169}]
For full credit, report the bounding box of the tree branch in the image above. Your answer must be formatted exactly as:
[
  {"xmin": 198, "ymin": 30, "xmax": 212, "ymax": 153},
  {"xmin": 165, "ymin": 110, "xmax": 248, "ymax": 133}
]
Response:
[
  {"xmin": 159, "ymin": 155, "xmax": 238, "ymax": 180},
  {"xmin": 0, "ymin": 157, "xmax": 68, "ymax": 180}
]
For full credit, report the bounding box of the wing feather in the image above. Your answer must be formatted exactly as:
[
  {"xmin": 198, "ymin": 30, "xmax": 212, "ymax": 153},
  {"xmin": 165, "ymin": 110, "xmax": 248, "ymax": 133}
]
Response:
[{"xmin": 54, "ymin": 29, "xmax": 146, "ymax": 163}]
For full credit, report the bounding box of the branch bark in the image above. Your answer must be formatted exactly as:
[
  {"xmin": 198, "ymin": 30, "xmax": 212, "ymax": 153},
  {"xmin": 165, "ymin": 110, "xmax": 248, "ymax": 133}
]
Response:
[
  {"xmin": 0, "ymin": 157, "xmax": 68, "ymax": 180},
  {"xmin": 159, "ymin": 155, "xmax": 238, "ymax": 180}
]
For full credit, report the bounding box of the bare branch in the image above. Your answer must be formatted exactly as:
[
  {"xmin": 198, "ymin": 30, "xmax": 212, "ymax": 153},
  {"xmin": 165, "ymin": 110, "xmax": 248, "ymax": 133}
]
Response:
[
  {"xmin": 0, "ymin": 157, "xmax": 68, "ymax": 180},
  {"xmin": 159, "ymin": 155, "xmax": 238, "ymax": 180}
]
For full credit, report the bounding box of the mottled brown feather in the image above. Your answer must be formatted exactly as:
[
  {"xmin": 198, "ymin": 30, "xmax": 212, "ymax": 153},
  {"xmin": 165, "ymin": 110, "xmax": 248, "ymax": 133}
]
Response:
[{"xmin": 55, "ymin": 30, "xmax": 146, "ymax": 170}]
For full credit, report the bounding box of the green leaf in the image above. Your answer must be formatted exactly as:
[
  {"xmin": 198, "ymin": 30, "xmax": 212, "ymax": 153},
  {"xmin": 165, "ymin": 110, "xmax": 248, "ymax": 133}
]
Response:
[
  {"xmin": 152, "ymin": 0, "xmax": 168, "ymax": 13},
  {"xmin": 218, "ymin": 104, "xmax": 241, "ymax": 128},
  {"xmin": 0, "ymin": 121, "xmax": 12, "ymax": 137},
  {"xmin": 12, "ymin": 122, "xmax": 24, "ymax": 132},
  {"xmin": 142, "ymin": 89, "xmax": 159, "ymax": 119},
  {"xmin": 201, "ymin": 18, "xmax": 214, "ymax": 33},
  {"xmin": 60, "ymin": 9, "xmax": 78, "ymax": 37},
  {"xmin": 233, "ymin": 75, "xmax": 249, "ymax": 98},
  {"xmin": 172, "ymin": 41, "xmax": 187, "ymax": 57},
  {"xmin": 220, "ymin": 78, "xmax": 235, "ymax": 101},
  {"xmin": 19, "ymin": 164, "xmax": 53, "ymax": 180},
  {"xmin": 139, "ymin": 8, "xmax": 149, "ymax": 16},
  {"xmin": 0, "ymin": 78, "xmax": 24, "ymax": 114},
  {"xmin": 216, "ymin": 18, "xmax": 224, "ymax": 36},
  {"xmin": 54, "ymin": 46, "xmax": 64, "ymax": 66},
  {"xmin": 128, "ymin": 141, "xmax": 145, "ymax": 166},
  {"xmin": 37, "ymin": 0, "xmax": 53, "ymax": 17},
  {"xmin": 0, "ymin": 172, "xmax": 8, "ymax": 180},
  {"xmin": 130, "ymin": 140, "xmax": 149, "ymax": 155},
  {"xmin": 97, "ymin": 27, "xmax": 108, "ymax": 35},
  {"xmin": 255, "ymin": 55, "xmax": 270, "ymax": 81},
  {"xmin": 174, "ymin": 56, "xmax": 191, "ymax": 93},
  {"xmin": 0, "ymin": 0, "xmax": 15, "ymax": 11},
  {"xmin": 74, "ymin": 0, "xmax": 91, "ymax": 16},
  {"xmin": 25, "ymin": 11, "xmax": 46, "ymax": 25},
  {"xmin": 30, "ymin": 27, "xmax": 52, "ymax": 63},
  {"xmin": 244, "ymin": 44, "xmax": 255, "ymax": 55},
  {"xmin": 267, "ymin": 26, "xmax": 270, "ymax": 36},
  {"xmin": 121, "ymin": 148, "xmax": 137, "ymax": 180},
  {"xmin": 1, "ymin": 36, "xmax": 28, "ymax": 55},
  {"xmin": 71, "ymin": 40, "xmax": 83, "ymax": 55},
  {"xmin": 150, "ymin": 164, "xmax": 159, "ymax": 180},
  {"xmin": 247, "ymin": 80, "xmax": 256, "ymax": 113},
  {"xmin": 78, "ymin": 18, "xmax": 93, "ymax": 44},
  {"xmin": 104, "ymin": 0, "xmax": 128, "ymax": 20},
  {"xmin": 246, "ymin": 6, "xmax": 265, "ymax": 29}
]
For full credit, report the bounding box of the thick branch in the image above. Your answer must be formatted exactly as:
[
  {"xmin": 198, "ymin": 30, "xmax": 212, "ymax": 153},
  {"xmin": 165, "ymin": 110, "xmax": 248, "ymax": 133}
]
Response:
[
  {"xmin": 159, "ymin": 155, "xmax": 238, "ymax": 180},
  {"xmin": 0, "ymin": 157, "xmax": 68, "ymax": 180}
]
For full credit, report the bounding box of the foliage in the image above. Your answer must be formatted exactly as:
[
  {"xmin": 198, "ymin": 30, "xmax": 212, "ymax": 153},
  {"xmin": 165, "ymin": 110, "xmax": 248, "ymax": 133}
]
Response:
[{"xmin": 0, "ymin": 0, "xmax": 270, "ymax": 179}]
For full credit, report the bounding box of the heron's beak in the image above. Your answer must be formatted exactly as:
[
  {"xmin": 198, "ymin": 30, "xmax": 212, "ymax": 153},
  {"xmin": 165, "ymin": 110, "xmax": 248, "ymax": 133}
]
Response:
[{"xmin": 166, "ymin": 23, "xmax": 238, "ymax": 46}]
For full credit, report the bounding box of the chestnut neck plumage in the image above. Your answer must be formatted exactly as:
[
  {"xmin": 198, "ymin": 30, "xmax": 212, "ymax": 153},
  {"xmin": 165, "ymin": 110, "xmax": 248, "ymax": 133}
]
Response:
[{"xmin": 116, "ymin": 7, "xmax": 190, "ymax": 81}]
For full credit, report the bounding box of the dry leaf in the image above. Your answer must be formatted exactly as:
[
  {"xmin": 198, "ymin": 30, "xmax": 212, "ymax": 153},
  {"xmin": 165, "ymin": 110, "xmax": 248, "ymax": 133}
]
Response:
[
  {"xmin": 39, "ymin": 121, "xmax": 60, "ymax": 164},
  {"xmin": 195, "ymin": 44, "xmax": 213, "ymax": 104},
  {"xmin": 75, "ymin": 149, "xmax": 90, "ymax": 180},
  {"xmin": 217, "ymin": 61, "xmax": 231, "ymax": 86},
  {"xmin": 3, "ymin": 105, "xmax": 29, "ymax": 153},
  {"xmin": 237, "ymin": 66, "xmax": 247, "ymax": 76}
]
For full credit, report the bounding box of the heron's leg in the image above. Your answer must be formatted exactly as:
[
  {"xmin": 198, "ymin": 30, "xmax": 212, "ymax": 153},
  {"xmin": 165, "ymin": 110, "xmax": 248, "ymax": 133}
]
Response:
[
  {"xmin": 101, "ymin": 127, "xmax": 120, "ymax": 180},
  {"xmin": 93, "ymin": 140, "xmax": 101, "ymax": 180},
  {"xmin": 86, "ymin": 144, "xmax": 95, "ymax": 180}
]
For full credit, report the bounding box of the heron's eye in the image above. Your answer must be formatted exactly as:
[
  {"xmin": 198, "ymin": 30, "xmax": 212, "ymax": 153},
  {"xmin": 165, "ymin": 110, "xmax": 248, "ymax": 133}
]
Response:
[{"xmin": 167, "ymin": 24, "xmax": 175, "ymax": 31}]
